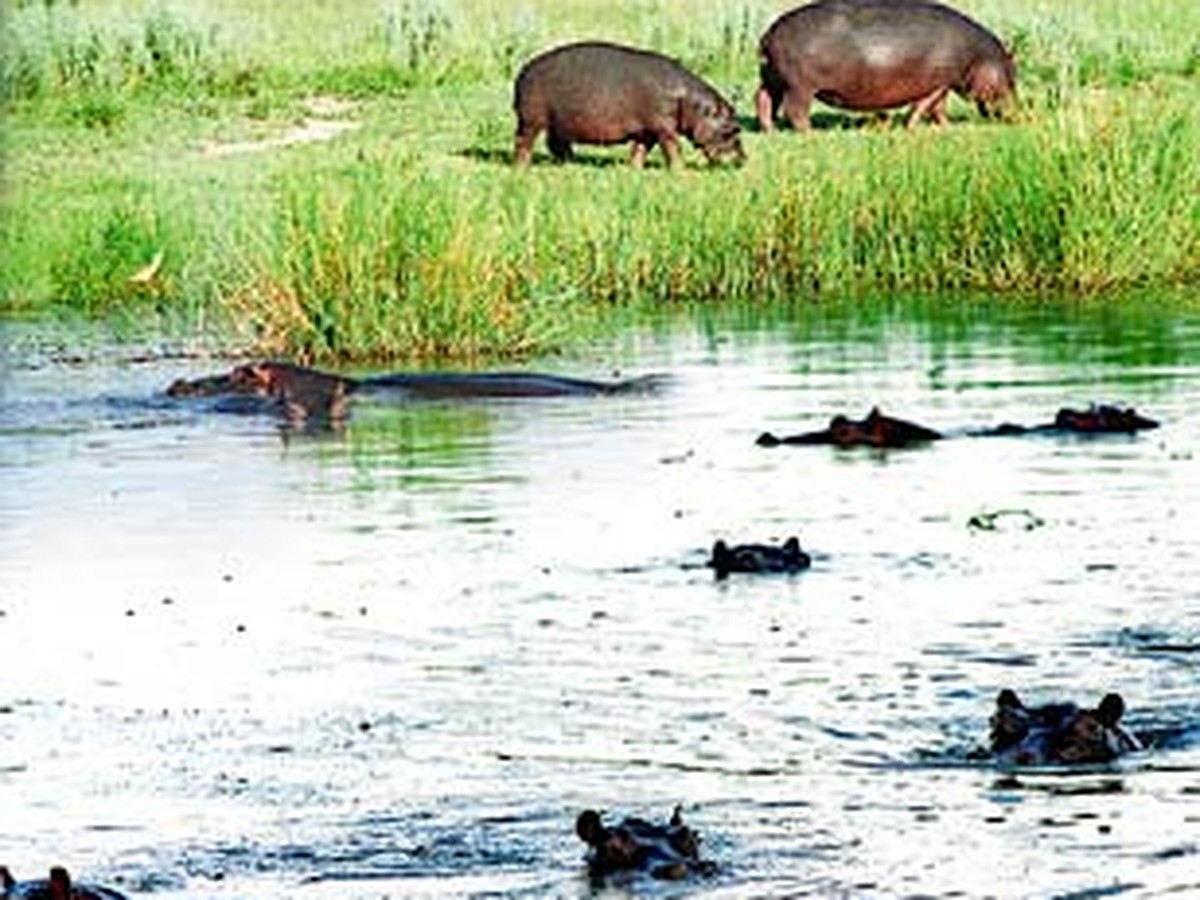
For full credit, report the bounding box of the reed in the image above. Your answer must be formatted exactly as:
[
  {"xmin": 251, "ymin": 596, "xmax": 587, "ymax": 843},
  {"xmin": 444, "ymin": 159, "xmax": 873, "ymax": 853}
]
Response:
[{"xmin": 3, "ymin": 0, "xmax": 1199, "ymax": 360}]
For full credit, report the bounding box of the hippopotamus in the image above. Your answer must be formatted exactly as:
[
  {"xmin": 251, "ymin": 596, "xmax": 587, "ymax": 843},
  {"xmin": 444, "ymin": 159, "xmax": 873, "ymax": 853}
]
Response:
[
  {"xmin": 709, "ymin": 537, "xmax": 812, "ymax": 579},
  {"xmin": 982, "ymin": 689, "xmax": 1143, "ymax": 767},
  {"xmin": 0, "ymin": 866, "xmax": 128, "ymax": 900},
  {"xmin": 167, "ymin": 361, "xmax": 665, "ymax": 424},
  {"xmin": 575, "ymin": 807, "xmax": 716, "ymax": 881},
  {"xmin": 990, "ymin": 404, "xmax": 1160, "ymax": 436},
  {"xmin": 513, "ymin": 41, "xmax": 745, "ymax": 168},
  {"xmin": 757, "ymin": 407, "xmax": 942, "ymax": 448},
  {"xmin": 757, "ymin": 404, "xmax": 1159, "ymax": 448},
  {"xmin": 756, "ymin": 0, "xmax": 1016, "ymax": 131}
]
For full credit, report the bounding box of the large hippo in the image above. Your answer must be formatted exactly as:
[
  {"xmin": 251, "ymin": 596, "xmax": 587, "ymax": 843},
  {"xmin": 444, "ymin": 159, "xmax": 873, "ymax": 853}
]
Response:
[
  {"xmin": 167, "ymin": 361, "xmax": 665, "ymax": 424},
  {"xmin": 513, "ymin": 41, "xmax": 745, "ymax": 168},
  {"xmin": 756, "ymin": 0, "xmax": 1016, "ymax": 130},
  {"xmin": 575, "ymin": 806, "xmax": 716, "ymax": 881},
  {"xmin": 0, "ymin": 866, "xmax": 128, "ymax": 900},
  {"xmin": 981, "ymin": 689, "xmax": 1143, "ymax": 767}
]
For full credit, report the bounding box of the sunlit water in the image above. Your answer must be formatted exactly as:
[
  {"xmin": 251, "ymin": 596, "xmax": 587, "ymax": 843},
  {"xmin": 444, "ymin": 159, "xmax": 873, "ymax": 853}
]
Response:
[{"xmin": 2, "ymin": 300, "xmax": 1199, "ymax": 898}]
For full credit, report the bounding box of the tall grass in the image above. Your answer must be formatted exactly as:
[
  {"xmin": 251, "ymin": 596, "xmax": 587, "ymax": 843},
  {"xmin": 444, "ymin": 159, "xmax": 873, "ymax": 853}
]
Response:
[
  {"xmin": 2, "ymin": 0, "xmax": 1199, "ymax": 360},
  {"xmin": 211, "ymin": 92, "xmax": 1198, "ymax": 362}
]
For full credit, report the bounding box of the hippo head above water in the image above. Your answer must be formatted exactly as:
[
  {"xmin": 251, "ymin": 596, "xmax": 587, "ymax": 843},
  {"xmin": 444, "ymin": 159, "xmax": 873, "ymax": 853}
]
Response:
[
  {"xmin": 1052, "ymin": 404, "xmax": 1160, "ymax": 434},
  {"xmin": 167, "ymin": 361, "xmax": 351, "ymax": 424},
  {"xmin": 988, "ymin": 689, "xmax": 1143, "ymax": 767},
  {"xmin": 709, "ymin": 536, "xmax": 812, "ymax": 579},
  {"xmin": 575, "ymin": 806, "xmax": 714, "ymax": 881},
  {"xmin": 0, "ymin": 865, "xmax": 129, "ymax": 900}
]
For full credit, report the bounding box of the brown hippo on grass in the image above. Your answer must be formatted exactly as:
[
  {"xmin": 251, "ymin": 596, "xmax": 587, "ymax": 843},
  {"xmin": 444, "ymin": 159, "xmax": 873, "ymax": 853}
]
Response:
[
  {"xmin": 167, "ymin": 361, "xmax": 664, "ymax": 424},
  {"xmin": 756, "ymin": 0, "xmax": 1016, "ymax": 130},
  {"xmin": 756, "ymin": 404, "xmax": 1159, "ymax": 449},
  {"xmin": 979, "ymin": 689, "xmax": 1143, "ymax": 767},
  {"xmin": 575, "ymin": 806, "xmax": 716, "ymax": 881},
  {"xmin": 0, "ymin": 866, "xmax": 128, "ymax": 900},
  {"xmin": 514, "ymin": 41, "xmax": 744, "ymax": 168}
]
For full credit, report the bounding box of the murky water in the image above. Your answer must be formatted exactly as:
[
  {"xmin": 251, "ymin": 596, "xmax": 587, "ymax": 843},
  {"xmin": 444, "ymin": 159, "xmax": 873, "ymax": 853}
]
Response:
[{"xmin": 2, "ymin": 298, "xmax": 1199, "ymax": 898}]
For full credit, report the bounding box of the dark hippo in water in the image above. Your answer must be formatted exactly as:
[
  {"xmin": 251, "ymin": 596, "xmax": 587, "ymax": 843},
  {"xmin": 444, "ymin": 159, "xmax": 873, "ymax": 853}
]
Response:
[
  {"xmin": 575, "ymin": 806, "xmax": 716, "ymax": 881},
  {"xmin": 709, "ymin": 536, "xmax": 812, "ymax": 578},
  {"xmin": 167, "ymin": 361, "xmax": 665, "ymax": 424},
  {"xmin": 756, "ymin": 0, "xmax": 1016, "ymax": 130},
  {"xmin": 757, "ymin": 404, "xmax": 1159, "ymax": 448},
  {"xmin": 514, "ymin": 41, "xmax": 744, "ymax": 168},
  {"xmin": 0, "ymin": 866, "xmax": 128, "ymax": 900},
  {"xmin": 992, "ymin": 404, "xmax": 1160, "ymax": 436},
  {"xmin": 982, "ymin": 689, "xmax": 1143, "ymax": 767},
  {"xmin": 757, "ymin": 407, "xmax": 943, "ymax": 448}
]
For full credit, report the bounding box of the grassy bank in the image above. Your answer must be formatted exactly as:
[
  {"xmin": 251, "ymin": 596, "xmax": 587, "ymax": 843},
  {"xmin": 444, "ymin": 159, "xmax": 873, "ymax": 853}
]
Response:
[{"xmin": 2, "ymin": 0, "xmax": 1199, "ymax": 361}]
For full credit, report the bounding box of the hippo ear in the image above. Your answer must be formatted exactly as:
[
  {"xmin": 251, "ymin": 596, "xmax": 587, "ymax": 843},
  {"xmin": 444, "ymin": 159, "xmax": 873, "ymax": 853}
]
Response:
[
  {"xmin": 1097, "ymin": 693, "xmax": 1125, "ymax": 726},
  {"xmin": 996, "ymin": 688, "xmax": 1022, "ymax": 709},
  {"xmin": 783, "ymin": 537, "xmax": 801, "ymax": 555},
  {"xmin": 576, "ymin": 810, "xmax": 603, "ymax": 843}
]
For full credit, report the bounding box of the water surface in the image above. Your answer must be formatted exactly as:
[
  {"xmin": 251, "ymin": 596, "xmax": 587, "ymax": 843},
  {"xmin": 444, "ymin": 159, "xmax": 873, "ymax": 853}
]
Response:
[{"xmin": 2, "ymin": 298, "xmax": 1199, "ymax": 897}]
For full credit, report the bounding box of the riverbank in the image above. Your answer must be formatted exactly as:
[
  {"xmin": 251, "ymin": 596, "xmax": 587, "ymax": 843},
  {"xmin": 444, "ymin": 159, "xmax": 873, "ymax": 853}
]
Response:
[{"xmin": 3, "ymin": 0, "xmax": 1198, "ymax": 361}]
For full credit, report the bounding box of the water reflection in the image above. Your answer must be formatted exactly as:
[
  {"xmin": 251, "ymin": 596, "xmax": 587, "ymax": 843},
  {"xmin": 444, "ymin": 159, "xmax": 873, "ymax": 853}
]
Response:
[{"xmin": 1, "ymin": 295, "xmax": 1198, "ymax": 898}]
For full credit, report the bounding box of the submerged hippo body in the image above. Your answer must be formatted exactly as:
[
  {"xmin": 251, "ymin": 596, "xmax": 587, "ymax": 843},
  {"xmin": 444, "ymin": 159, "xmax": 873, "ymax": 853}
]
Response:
[
  {"xmin": 514, "ymin": 41, "xmax": 744, "ymax": 167},
  {"xmin": 575, "ymin": 807, "xmax": 715, "ymax": 881},
  {"xmin": 994, "ymin": 404, "xmax": 1160, "ymax": 436},
  {"xmin": 757, "ymin": 407, "xmax": 943, "ymax": 448},
  {"xmin": 709, "ymin": 537, "xmax": 812, "ymax": 578},
  {"xmin": 756, "ymin": 0, "xmax": 1016, "ymax": 130},
  {"xmin": 0, "ymin": 866, "xmax": 128, "ymax": 900},
  {"xmin": 984, "ymin": 689, "xmax": 1143, "ymax": 767},
  {"xmin": 756, "ymin": 404, "xmax": 1159, "ymax": 448},
  {"xmin": 167, "ymin": 362, "xmax": 664, "ymax": 424}
]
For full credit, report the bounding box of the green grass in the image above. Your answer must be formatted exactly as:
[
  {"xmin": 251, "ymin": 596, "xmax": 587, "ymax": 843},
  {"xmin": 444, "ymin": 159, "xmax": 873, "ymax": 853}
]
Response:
[{"xmin": 2, "ymin": 0, "xmax": 1199, "ymax": 361}]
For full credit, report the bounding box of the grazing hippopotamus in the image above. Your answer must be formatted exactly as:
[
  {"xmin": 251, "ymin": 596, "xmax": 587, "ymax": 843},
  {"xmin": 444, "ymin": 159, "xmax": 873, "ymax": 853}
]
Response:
[
  {"xmin": 0, "ymin": 866, "xmax": 128, "ymax": 900},
  {"xmin": 167, "ymin": 361, "xmax": 665, "ymax": 423},
  {"xmin": 757, "ymin": 407, "xmax": 943, "ymax": 448},
  {"xmin": 709, "ymin": 536, "xmax": 812, "ymax": 578},
  {"xmin": 575, "ymin": 807, "xmax": 716, "ymax": 881},
  {"xmin": 983, "ymin": 689, "xmax": 1143, "ymax": 767},
  {"xmin": 756, "ymin": 0, "xmax": 1016, "ymax": 130},
  {"xmin": 513, "ymin": 41, "xmax": 745, "ymax": 168}
]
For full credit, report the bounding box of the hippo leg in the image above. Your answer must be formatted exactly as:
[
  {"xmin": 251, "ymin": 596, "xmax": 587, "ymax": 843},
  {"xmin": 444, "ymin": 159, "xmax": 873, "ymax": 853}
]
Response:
[
  {"xmin": 907, "ymin": 87, "xmax": 950, "ymax": 126},
  {"xmin": 755, "ymin": 86, "xmax": 777, "ymax": 132},
  {"xmin": 514, "ymin": 126, "xmax": 537, "ymax": 166},
  {"xmin": 780, "ymin": 85, "xmax": 813, "ymax": 131},
  {"xmin": 657, "ymin": 131, "xmax": 682, "ymax": 168},
  {"xmin": 547, "ymin": 129, "xmax": 573, "ymax": 162}
]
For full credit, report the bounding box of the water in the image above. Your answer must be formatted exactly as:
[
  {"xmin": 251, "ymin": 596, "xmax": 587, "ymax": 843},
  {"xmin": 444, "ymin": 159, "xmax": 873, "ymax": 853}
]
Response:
[{"xmin": 2, "ymin": 299, "xmax": 1199, "ymax": 898}]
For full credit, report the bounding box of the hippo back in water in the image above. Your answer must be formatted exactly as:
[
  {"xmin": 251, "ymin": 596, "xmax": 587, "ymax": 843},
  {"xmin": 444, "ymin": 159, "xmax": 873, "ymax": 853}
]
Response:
[
  {"xmin": 514, "ymin": 41, "xmax": 744, "ymax": 168},
  {"xmin": 756, "ymin": 0, "xmax": 1016, "ymax": 130}
]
